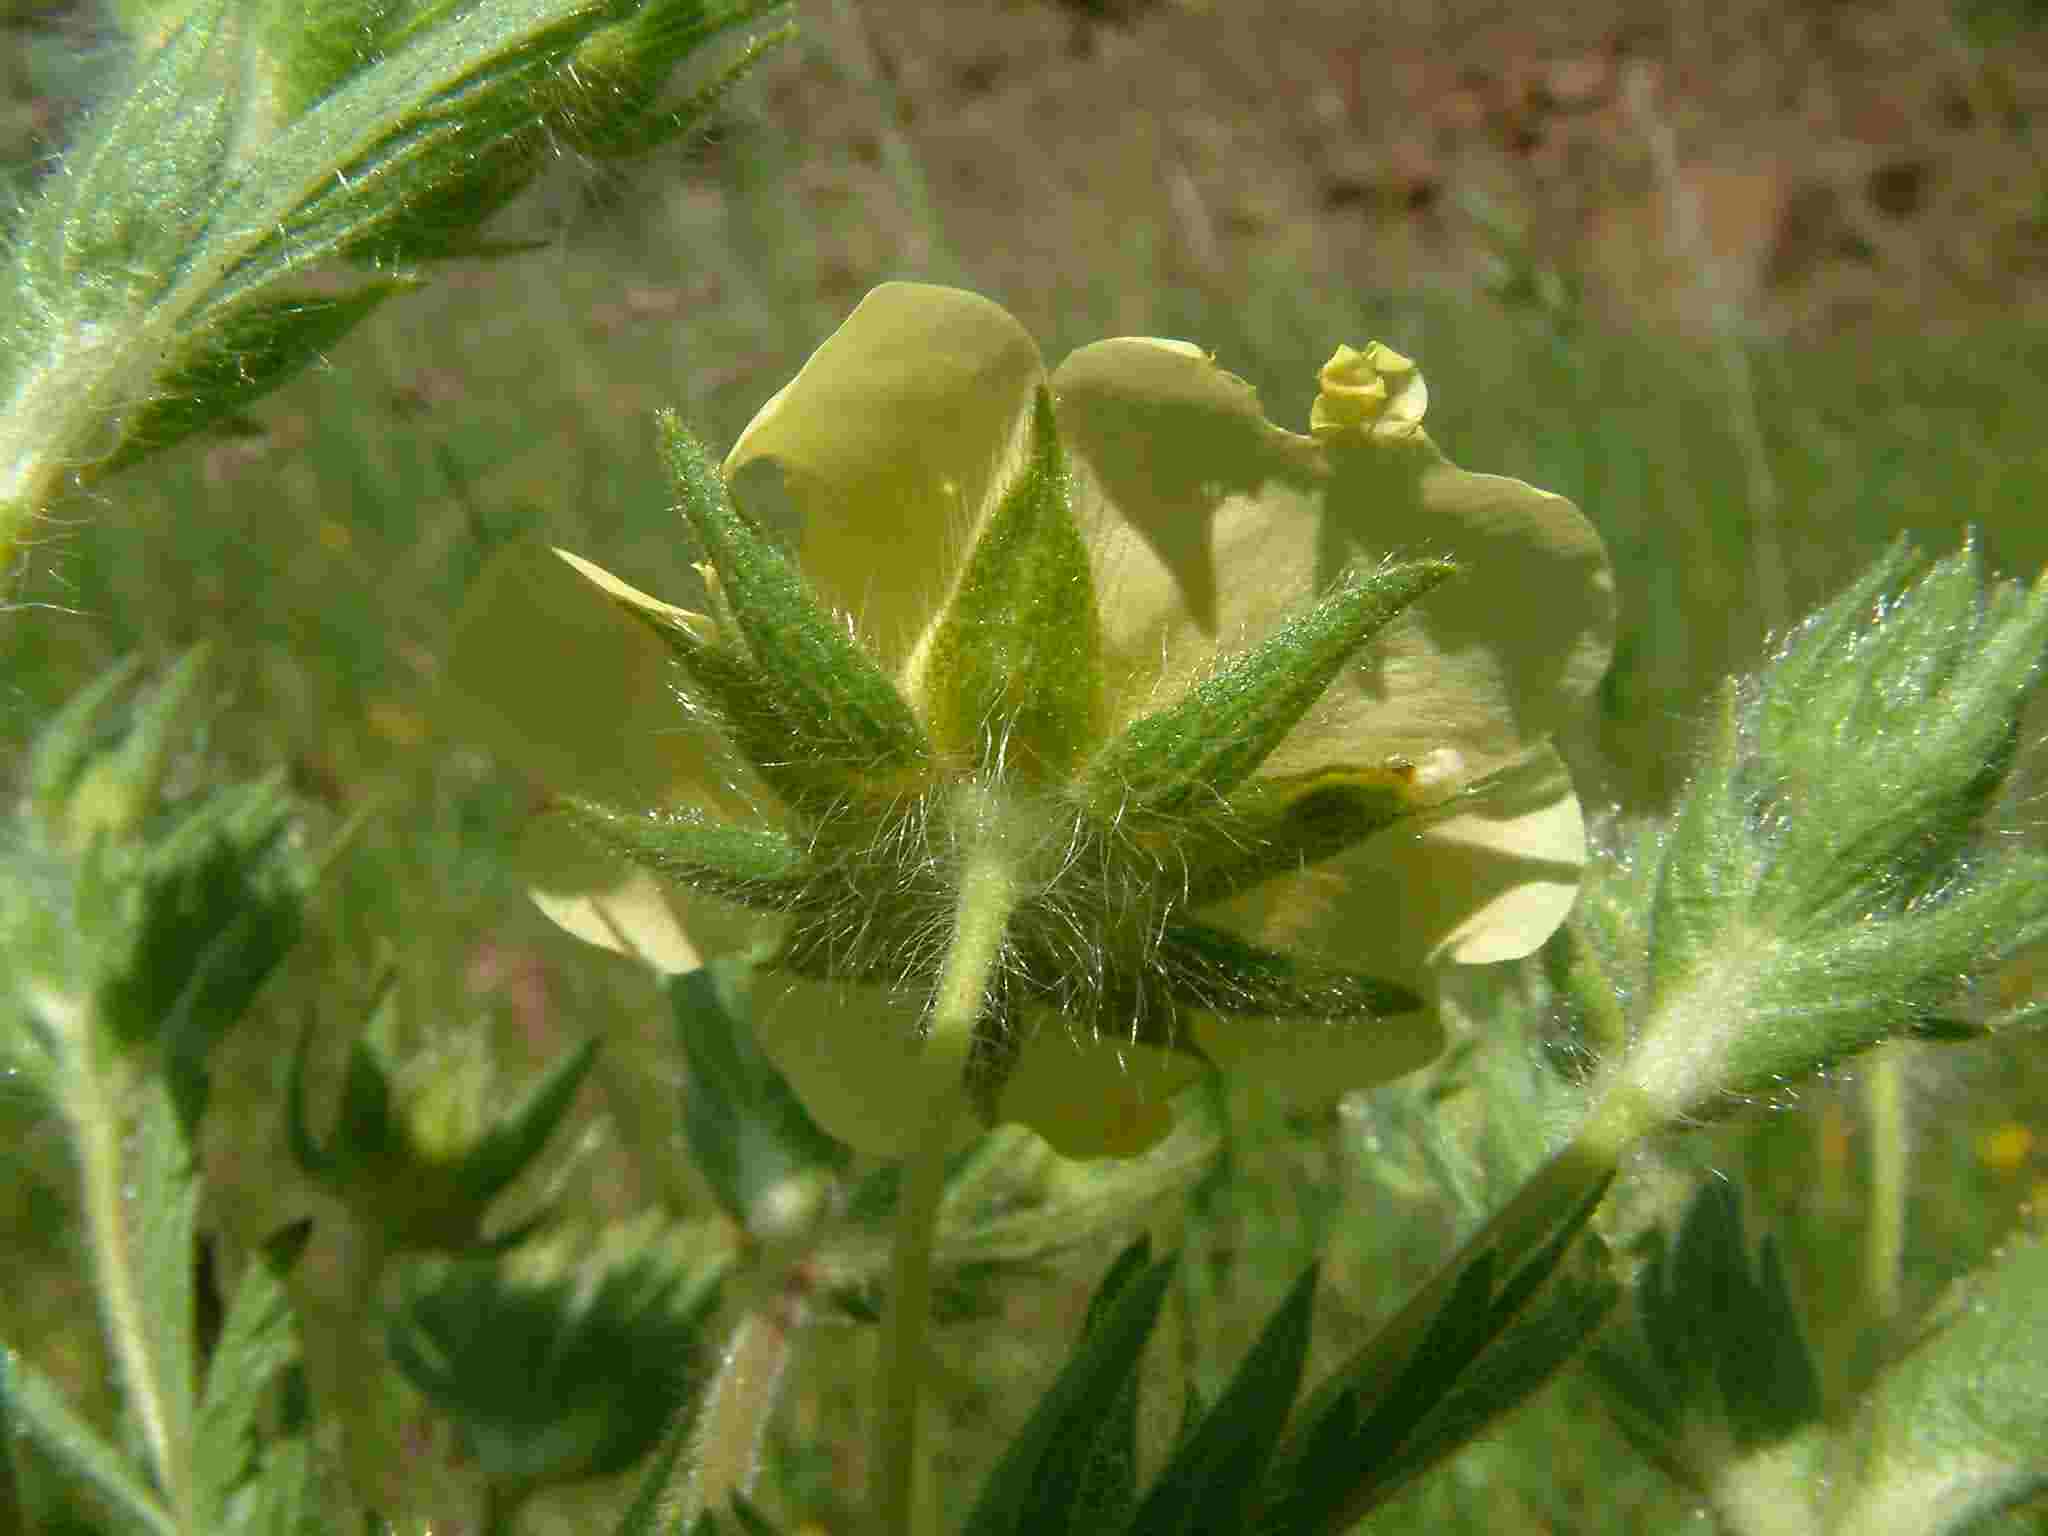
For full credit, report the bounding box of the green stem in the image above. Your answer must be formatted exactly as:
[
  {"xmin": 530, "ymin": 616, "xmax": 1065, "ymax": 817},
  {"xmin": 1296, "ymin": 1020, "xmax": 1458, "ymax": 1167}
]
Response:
[
  {"xmin": 305, "ymin": 1216, "xmax": 394, "ymax": 1517},
  {"xmin": 67, "ymin": 1052, "xmax": 188, "ymax": 1525},
  {"xmin": 1862, "ymin": 1044, "xmax": 1911, "ymax": 1329},
  {"xmin": 680, "ymin": 1290, "xmax": 806, "ymax": 1525},
  {"xmin": 873, "ymin": 800, "xmax": 1020, "ymax": 1536}
]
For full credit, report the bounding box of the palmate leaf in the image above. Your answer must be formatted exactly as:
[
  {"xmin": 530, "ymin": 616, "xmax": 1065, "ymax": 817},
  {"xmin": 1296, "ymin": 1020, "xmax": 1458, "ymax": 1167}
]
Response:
[
  {"xmin": 1, "ymin": 0, "xmax": 786, "ymax": 574},
  {"xmin": 1835, "ymin": 1231, "xmax": 2048, "ymax": 1533},
  {"xmin": 87, "ymin": 281, "xmax": 418, "ymax": 482},
  {"xmin": 962, "ymin": 1239, "xmax": 1172, "ymax": 1536},
  {"xmin": 192, "ymin": 1222, "xmax": 314, "ymax": 1528},
  {"xmin": 612, "ymin": 1417, "xmax": 692, "ymax": 1536},
  {"xmin": 1257, "ymin": 1162, "xmax": 1616, "ymax": 1533},
  {"xmin": 1123, "ymin": 1263, "xmax": 1317, "ymax": 1536},
  {"xmin": 0, "ymin": 1350, "xmax": 175, "ymax": 1536},
  {"xmin": 133, "ymin": 1082, "xmax": 198, "ymax": 1498},
  {"xmin": 386, "ymin": 1223, "xmax": 726, "ymax": 1491}
]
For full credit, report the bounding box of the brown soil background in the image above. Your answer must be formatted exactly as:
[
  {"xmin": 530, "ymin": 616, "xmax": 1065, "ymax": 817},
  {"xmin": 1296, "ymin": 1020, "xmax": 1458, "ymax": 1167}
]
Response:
[{"xmin": 728, "ymin": 0, "xmax": 2048, "ymax": 341}]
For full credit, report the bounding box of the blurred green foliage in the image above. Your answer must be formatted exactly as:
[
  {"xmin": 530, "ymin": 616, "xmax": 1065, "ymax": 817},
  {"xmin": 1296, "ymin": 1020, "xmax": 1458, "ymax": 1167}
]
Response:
[{"xmin": 4, "ymin": 9, "xmax": 2048, "ymax": 1533}]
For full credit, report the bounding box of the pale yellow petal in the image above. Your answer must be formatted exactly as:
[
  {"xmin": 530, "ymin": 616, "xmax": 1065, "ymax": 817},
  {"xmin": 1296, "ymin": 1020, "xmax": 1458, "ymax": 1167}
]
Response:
[
  {"xmin": 514, "ymin": 812, "xmax": 771, "ymax": 973},
  {"xmin": 723, "ymin": 283, "xmax": 1047, "ymax": 670},
  {"xmin": 1051, "ymin": 337, "xmax": 1614, "ymax": 776},
  {"xmin": 445, "ymin": 543, "xmax": 770, "ymax": 968},
  {"xmin": 995, "ymin": 1023, "xmax": 1205, "ymax": 1159},
  {"xmin": 440, "ymin": 541, "xmax": 721, "ymax": 810},
  {"xmin": 1201, "ymin": 745, "xmax": 1587, "ymax": 984},
  {"xmin": 746, "ymin": 974, "xmax": 951, "ymax": 1158},
  {"xmin": 533, "ymin": 876, "xmax": 700, "ymax": 973},
  {"xmin": 1189, "ymin": 997, "xmax": 1444, "ymax": 1114}
]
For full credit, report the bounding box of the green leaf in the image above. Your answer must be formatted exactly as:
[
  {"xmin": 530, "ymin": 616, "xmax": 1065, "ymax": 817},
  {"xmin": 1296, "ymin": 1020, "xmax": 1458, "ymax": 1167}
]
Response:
[
  {"xmin": 1634, "ymin": 1182, "xmax": 1821, "ymax": 1449},
  {"xmin": 669, "ymin": 964, "xmax": 849, "ymax": 1238},
  {"xmin": 0, "ymin": 1349, "xmax": 176, "ymax": 1536},
  {"xmin": 1644, "ymin": 678, "xmax": 1748, "ymax": 1015},
  {"xmin": 286, "ymin": 994, "xmax": 402, "ymax": 1183},
  {"xmin": 31, "ymin": 0, "xmax": 238, "ymax": 308},
  {"xmin": 1261, "ymin": 1257, "xmax": 1498, "ymax": 1535},
  {"xmin": 562, "ymin": 2, "xmax": 791, "ymax": 160},
  {"xmin": 386, "ymin": 1221, "xmax": 726, "ymax": 1490},
  {"xmin": 133, "ymin": 1082, "xmax": 198, "ymax": 1493},
  {"xmin": 611, "ymin": 1415, "xmax": 691, "ymax": 1536},
  {"xmin": 1266, "ymin": 1154, "xmax": 1616, "ymax": 1531},
  {"xmin": 22, "ymin": 657, "xmax": 143, "ymax": 833},
  {"xmin": 192, "ymin": 1222, "xmax": 312, "ymax": 1524},
  {"xmin": 1125, "ymin": 1262, "xmax": 1317, "ymax": 1536},
  {"xmin": 1840, "ymin": 1231, "xmax": 2048, "ymax": 1533},
  {"xmin": 111, "ymin": 776, "xmax": 306, "ymax": 1131},
  {"xmin": 921, "ymin": 388, "xmax": 1103, "ymax": 779},
  {"xmin": 1150, "ymin": 922, "xmax": 1420, "ymax": 1022},
  {"xmin": 235, "ymin": 1434, "xmax": 317, "ymax": 1536},
  {"xmin": 91, "ymin": 281, "xmax": 419, "ymax": 481},
  {"xmin": 1351, "ymin": 1229, "xmax": 1618, "ymax": 1512},
  {"xmin": 1081, "ymin": 557, "xmax": 1455, "ymax": 818},
  {"xmin": 962, "ymin": 1239, "xmax": 1173, "ymax": 1536}
]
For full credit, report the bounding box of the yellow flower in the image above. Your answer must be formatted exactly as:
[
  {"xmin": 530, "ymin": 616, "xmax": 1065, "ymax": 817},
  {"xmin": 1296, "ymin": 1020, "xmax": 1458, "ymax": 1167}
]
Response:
[{"xmin": 445, "ymin": 285, "xmax": 1614, "ymax": 1160}]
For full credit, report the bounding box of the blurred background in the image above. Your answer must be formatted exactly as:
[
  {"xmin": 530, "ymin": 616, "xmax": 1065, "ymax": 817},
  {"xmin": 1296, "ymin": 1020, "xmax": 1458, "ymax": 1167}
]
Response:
[{"xmin": 4, "ymin": 0, "xmax": 2048, "ymax": 1530}]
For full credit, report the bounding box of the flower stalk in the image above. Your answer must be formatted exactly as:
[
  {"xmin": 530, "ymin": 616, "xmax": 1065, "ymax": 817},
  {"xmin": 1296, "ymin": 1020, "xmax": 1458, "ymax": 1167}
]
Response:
[
  {"xmin": 683, "ymin": 1291, "xmax": 806, "ymax": 1525},
  {"xmin": 876, "ymin": 788, "xmax": 1025, "ymax": 1536}
]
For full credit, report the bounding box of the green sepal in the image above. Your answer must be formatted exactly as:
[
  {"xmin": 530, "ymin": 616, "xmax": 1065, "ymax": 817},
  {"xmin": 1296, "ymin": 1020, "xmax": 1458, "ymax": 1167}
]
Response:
[
  {"xmin": 1175, "ymin": 771, "xmax": 1417, "ymax": 910},
  {"xmin": 384, "ymin": 1220, "xmax": 727, "ymax": 1492},
  {"xmin": 1124, "ymin": 1261, "xmax": 1316, "ymax": 1536},
  {"xmin": 922, "ymin": 387, "xmax": 1104, "ymax": 780},
  {"xmin": 962, "ymin": 1239, "xmax": 1172, "ymax": 1536},
  {"xmin": 666, "ymin": 963, "xmax": 849, "ymax": 1241},
  {"xmin": 1079, "ymin": 557, "xmax": 1455, "ymax": 818},
  {"xmin": 1149, "ymin": 921, "xmax": 1421, "ymax": 1023},
  {"xmin": 556, "ymin": 795, "xmax": 809, "ymax": 908},
  {"xmin": 658, "ymin": 411, "xmax": 933, "ymax": 804},
  {"xmin": 90, "ymin": 281, "xmax": 420, "ymax": 482},
  {"xmin": 577, "ymin": 569, "xmax": 835, "ymax": 814}
]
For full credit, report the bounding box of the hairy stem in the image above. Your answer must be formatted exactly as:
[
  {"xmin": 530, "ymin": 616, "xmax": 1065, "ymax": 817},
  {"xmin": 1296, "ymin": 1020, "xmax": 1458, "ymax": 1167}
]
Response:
[
  {"xmin": 1862, "ymin": 1044, "xmax": 1911, "ymax": 1329},
  {"xmin": 681, "ymin": 1285, "xmax": 807, "ymax": 1524},
  {"xmin": 873, "ymin": 792, "xmax": 1021, "ymax": 1536}
]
